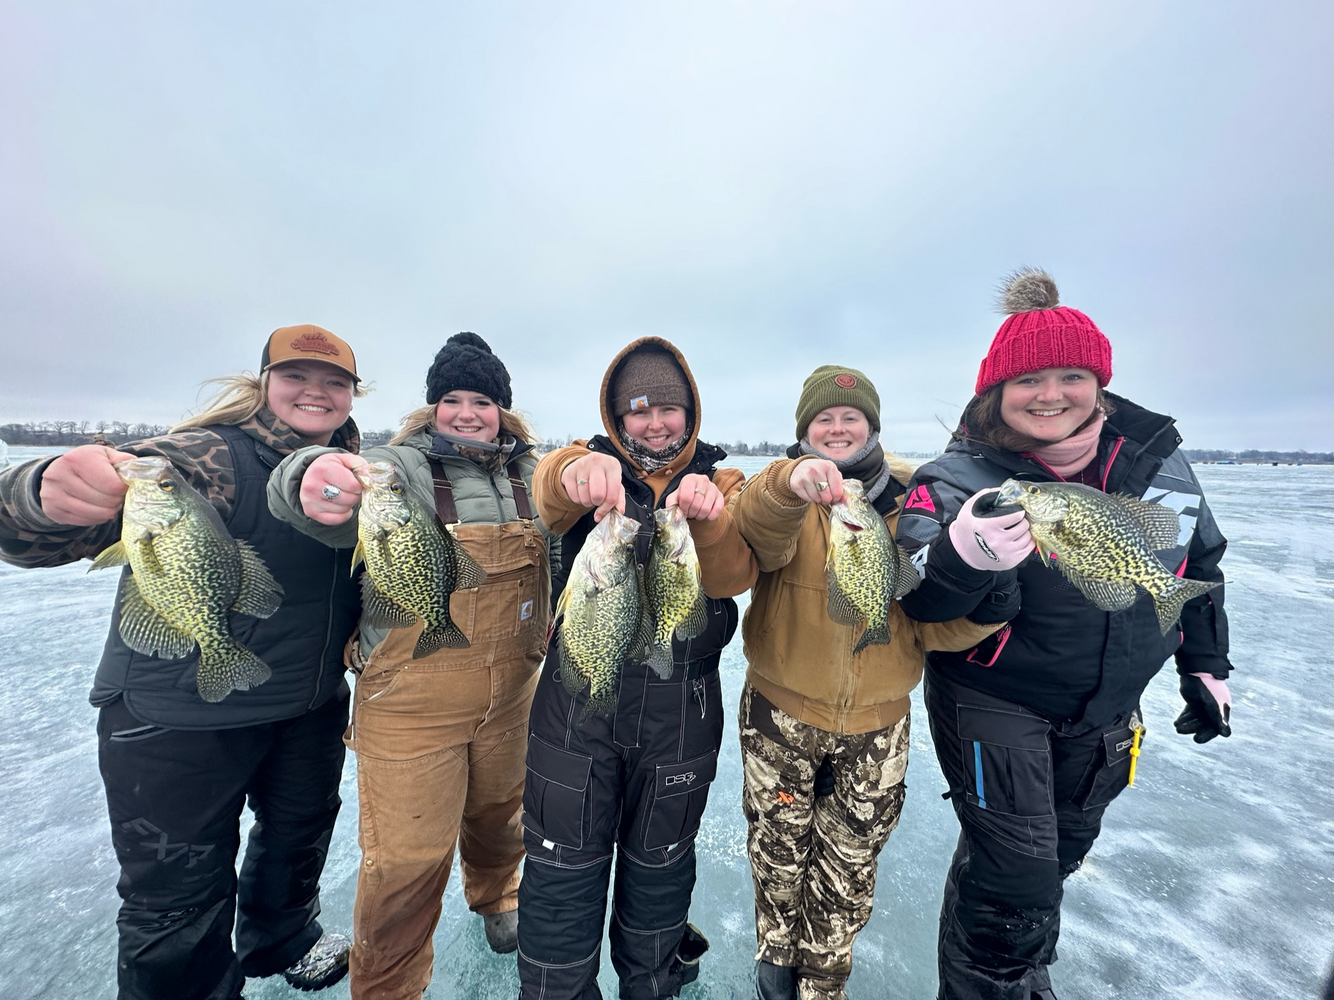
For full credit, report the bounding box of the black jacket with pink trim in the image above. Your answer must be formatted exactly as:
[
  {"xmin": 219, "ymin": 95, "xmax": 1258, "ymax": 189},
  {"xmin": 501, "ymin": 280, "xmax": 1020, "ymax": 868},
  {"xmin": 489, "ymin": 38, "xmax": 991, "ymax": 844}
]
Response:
[{"xmin": 895, "ymin": 393, "xmax": 1232, "ymax": 730}]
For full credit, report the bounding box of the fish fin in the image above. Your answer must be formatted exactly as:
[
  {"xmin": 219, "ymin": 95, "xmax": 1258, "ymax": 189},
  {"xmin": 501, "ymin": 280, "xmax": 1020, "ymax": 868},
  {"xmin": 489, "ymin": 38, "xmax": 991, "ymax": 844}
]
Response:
[
  {"xmin": 853, "ymin": 617, "xmax": 891, "ymax": 654},
  {"xmin": 581, "ymin": 682, "xmax": 617, "ymax": 721},
  {"xmin": 825, "ymin": 569, "xmax": 864, "ymax": 627},
  {"xmin": 556, "ymin": 630, "xmax": 589, "ymax": 697},
  {"xmin": 136, "ymin": 536, "xmax": 166, "ymax": 577},
  {"xmin": 116, "ymin": 575, "xmax": 197, "ymax": 659},
  {"xmin": 359, "ymin": 573, "xmax": 417, "ymax": 629},
  {"xmin": 1153, "ymin": 576, "xmax": 1219, "ymax": 635},
  {"xmin": 891, "ymin": 541, "xmax": 922, "ymax": 600},
  {"xmin": 351, "ymin": 540, "xmax": 365, "ymax": 575},
  {"xmin": 674, "ymin": 592, "xmax": 709, "ymax": 642},
  {"xmin": 645, "ymin": 642, "xmax": 674, "ymax": 680},
  {"xmin": 452, "ymin": 541, "xmax": 488, "ymax": 590},
  {"xmin": 1109, "ymin": 494, "xmax": 1181, "ymax": 550},
  {"xmin": 195, "ymin": 641, "xmax": 272, "ymax": 702},
  {"xmin": 1059, "ymin": 563, "xmax": 1138, "ymax": 612},
  {"xmin": 232, "ymin": 540, "xmax": 284, "ymax": 618},
  {"xmin": 415, "ymin": 618, "xmax": 470, "ymax": 657},
  {"xmin": 89, "ymin": 540, "xmax": 129, "ymax": 572}
]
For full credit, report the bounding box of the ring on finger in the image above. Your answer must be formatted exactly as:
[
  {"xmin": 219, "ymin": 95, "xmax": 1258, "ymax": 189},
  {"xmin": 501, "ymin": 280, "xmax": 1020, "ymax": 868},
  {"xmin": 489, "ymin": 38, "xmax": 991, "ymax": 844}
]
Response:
[
  {"xmin": 694, "ymin": 486, "xmax": 706, "ymax": 494},
  {"xmin": 321, "ymin": 484, "xmax": 342, "ymax": 501},
  {"xmin": 577, "ymin": 478, "xmax": 588, "ymax": 486},
  {"xmin": 815, "ymin": 481, "xmax": 829, "ymax": 492}
]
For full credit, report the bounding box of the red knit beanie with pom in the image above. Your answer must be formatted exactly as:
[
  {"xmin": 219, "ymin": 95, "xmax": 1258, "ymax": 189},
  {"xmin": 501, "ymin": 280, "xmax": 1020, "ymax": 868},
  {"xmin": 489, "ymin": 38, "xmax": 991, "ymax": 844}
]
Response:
[{"xmin": 974, "ymin": 268, "xmax": 1113, "ymax": 395}]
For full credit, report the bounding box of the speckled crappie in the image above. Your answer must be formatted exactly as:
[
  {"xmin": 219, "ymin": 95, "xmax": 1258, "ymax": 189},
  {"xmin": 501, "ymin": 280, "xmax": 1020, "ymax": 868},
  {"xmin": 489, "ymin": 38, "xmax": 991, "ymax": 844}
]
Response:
[
  {"xmin": 353, "ymin": 460, "xmax": 486, "ymax": 658},
  {"xmin": 555, "ymin": 508, "xmax": 651, "ymax": 717},
  {"xmin": 826, "ymin": 479, "xmax": 920, "ymax": 653},
  {"xmin": 89, "ymin": 456, "xmax": 283, "ymax": 702},
  {"xmin": 643, "ymin": 505, "xmax": 707, "ymax": 678},
  {"xmin": 994, "ymin": 478, "xmax": 1218, "ymax": 634}
]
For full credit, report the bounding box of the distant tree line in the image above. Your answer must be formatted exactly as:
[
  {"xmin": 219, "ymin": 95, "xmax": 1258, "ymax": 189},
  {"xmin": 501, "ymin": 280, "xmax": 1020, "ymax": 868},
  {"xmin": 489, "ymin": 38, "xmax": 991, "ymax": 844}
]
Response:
[{"xmin": 3, "ymin": 422, "xmax": 1329, "ymax": 465}]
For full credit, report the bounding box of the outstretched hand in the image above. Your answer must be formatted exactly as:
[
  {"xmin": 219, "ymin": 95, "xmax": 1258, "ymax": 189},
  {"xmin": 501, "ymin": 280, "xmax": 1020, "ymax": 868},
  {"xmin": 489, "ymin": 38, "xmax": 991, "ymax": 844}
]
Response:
[
  {"xmin": 39, "ymin": 445, "xmax": 138, "ymax": 526},
  {"xmin": 560, "ymin": 452, "xmax": 626, "ymax": 523},
  {"xmin": 665, "ymin": 474, "xmax": 724, "ymax": 521},
  {"xmin": 300, "ymin": 452, "xmax": 369, "ymax": 525},
  {"xmin": 948, "ymin": 490, "xmax": 1034, "ymax": 571},
  {"xmin": 789, "ymin": 459, "xmax": 845, "ymax": 504}
]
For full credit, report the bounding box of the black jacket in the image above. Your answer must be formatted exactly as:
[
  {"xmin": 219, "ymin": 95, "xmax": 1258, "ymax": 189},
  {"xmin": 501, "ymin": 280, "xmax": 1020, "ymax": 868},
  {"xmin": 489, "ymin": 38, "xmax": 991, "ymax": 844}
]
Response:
[
  {"xmin": 92, "ymin": 424, "xmax": 360, "ymax": 729},
  {"xmin": 550, "ymin": 435, "xmax": 739, "ymax": 672},
  {"xmin": 895, "ymin": 394, "xmax": 1232, "ymax": 729}
]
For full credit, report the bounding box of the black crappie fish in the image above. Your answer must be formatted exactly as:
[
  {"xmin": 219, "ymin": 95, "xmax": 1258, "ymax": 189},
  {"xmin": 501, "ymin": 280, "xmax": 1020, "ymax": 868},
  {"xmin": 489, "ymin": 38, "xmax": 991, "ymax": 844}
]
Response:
[
  {"xmin": 555, "ymin": 508, "xmax": 651, "ymax": 717},
  {"xmin": 994, "ymin": 478, "xmax": 1218, "ymax": 634},
  {"xmin": 90, "ymin": 456, "xmax": 283, "ymax": 702},
  {"xmin": 826, "ymin": 479, "xmax": 920, "ymax": 653},
  {"xmin": 644, "ymin": 505, "xmax": 708, "ymax": 678},
  {"xmin": 353, "ymin": 461, "xmax": 486, "ymax": 658}
]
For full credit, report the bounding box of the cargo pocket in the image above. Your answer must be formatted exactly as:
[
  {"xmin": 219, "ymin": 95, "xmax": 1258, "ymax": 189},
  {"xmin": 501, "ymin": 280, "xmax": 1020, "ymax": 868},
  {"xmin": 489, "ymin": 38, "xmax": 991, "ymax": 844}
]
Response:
[
  {"xmin": 1077, "ymin": 725, "xmax": 1140, "ymax": 810},
  {"xmin": 642, "ymin": 750, "xmax": 719, "ymax": 852},
  {"xmin": 521, "ymin": 734, "xmax": 593, "ymax": 850},
  {"xmin": 955, "ymin": 704, "xmax": 1058, "ymax": 859}
]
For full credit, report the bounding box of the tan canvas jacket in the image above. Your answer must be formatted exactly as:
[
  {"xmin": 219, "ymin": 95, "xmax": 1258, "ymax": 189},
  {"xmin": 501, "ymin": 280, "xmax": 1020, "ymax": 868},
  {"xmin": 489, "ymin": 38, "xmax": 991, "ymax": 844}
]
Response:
[{"xmin": 732, "ymin": 455, "xmax": 1004, "ymax": 734}]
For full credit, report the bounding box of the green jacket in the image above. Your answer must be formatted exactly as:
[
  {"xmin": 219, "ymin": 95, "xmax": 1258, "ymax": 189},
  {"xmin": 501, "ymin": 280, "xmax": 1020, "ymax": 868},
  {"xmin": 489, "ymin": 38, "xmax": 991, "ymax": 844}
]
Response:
[{"xmin": 267, "ymin": 428, "xmax": 559, "ymax": 655}]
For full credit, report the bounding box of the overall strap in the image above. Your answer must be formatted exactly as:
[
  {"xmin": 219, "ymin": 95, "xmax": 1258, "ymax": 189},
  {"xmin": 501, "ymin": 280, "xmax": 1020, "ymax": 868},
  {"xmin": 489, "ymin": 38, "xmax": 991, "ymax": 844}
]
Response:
[
  {"xmin": 427, "ymin": 458, "xmax": 459, "ymax": 525},
  {"xmin": 506, "ymin": 460, "xmax": 533, "ymax": 520}
]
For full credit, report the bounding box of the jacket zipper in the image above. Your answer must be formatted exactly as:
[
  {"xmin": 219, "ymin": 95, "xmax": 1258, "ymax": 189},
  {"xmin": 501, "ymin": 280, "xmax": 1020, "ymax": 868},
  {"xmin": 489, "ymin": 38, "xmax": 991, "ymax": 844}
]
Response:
[{"xmin": 308, "ymin": 547, "xmax": 338, "ymax": 710}]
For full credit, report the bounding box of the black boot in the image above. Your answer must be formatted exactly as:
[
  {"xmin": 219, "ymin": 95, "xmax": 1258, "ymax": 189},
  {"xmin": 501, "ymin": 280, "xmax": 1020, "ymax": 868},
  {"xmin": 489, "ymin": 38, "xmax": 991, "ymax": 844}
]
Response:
[{"xmin": 755, "ymin": 959, "xmax": 798, "ymax": 1000}]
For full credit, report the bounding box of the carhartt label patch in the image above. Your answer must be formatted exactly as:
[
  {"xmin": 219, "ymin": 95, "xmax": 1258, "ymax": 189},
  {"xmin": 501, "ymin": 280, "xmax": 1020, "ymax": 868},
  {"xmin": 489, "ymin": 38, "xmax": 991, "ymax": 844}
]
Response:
[
  {"xmin": 630, "ymin": 395, "xmax": 650, "ymax": 411},
  {"xmin": 290, "ymin": 331, "xmax": 340, "ymax": 356},
  {"xmin": 520, "ymin": 599, "xmax": 534, "ymax": 621},
  {"xmin": 834, "ymin": 373, "xmax": 857, "ymax": 389}
]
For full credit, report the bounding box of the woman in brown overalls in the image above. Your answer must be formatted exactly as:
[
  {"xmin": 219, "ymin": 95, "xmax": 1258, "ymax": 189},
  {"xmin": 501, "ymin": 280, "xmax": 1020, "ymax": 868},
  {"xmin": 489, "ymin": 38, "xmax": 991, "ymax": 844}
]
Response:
[{"xmin": 268, "ymin": 333, "xmax": 559, "ymax": 1000}]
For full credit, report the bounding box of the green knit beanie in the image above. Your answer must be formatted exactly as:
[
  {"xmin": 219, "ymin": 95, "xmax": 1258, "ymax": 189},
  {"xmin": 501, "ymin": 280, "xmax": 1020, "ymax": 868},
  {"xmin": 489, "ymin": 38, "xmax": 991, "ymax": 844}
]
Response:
[{"xmin": 794, "ymin": 365, "xmax": 881, "ymax": 439}]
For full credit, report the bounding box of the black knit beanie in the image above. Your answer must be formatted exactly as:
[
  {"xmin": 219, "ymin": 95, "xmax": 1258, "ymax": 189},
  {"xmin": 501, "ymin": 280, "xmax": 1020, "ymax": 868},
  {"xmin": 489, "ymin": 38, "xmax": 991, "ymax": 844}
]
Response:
[{"xmin": 425, "ymin": 332, "xmax": 513, "ymax": 408}]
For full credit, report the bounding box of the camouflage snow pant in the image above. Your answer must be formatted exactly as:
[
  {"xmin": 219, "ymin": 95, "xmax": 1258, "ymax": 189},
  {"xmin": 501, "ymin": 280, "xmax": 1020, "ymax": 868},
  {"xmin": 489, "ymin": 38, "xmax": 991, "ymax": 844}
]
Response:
[{"xmin": 739, "ymin": 684, "xmax": 910, "ymax": 1000}]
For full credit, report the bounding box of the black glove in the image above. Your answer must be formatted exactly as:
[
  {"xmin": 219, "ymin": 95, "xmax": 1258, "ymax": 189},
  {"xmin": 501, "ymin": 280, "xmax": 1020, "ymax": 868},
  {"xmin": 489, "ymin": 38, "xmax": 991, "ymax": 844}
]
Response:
[{"xmin": 1174, "ymin": 673, "xmax": 1232, "ymax": 743}]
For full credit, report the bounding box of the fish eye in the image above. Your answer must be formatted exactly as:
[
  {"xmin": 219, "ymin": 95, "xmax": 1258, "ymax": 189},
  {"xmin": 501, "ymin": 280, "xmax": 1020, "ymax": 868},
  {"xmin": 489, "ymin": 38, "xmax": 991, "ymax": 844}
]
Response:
[
  {"xmin": 389, "ymin": 482, "xmax": 403, "ymax": 494},
  {"xmin": 159, "ymin": 479, "xmax": 175, "ymax": 492}
]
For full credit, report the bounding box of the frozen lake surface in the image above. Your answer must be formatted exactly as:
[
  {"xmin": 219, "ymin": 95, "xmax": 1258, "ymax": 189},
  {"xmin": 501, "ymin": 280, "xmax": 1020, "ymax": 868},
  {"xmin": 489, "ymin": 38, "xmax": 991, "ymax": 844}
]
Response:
[{"xmin": 1, "ymin": 457, "xmax": 1330, "ymax": 998}]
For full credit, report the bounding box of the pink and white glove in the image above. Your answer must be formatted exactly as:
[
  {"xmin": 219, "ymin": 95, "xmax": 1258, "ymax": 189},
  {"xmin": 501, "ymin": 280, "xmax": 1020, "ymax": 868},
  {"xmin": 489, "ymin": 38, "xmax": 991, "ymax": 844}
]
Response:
[{"xmin": 948, "ymin": 490, "xmax": 1035, "ymax": 572}]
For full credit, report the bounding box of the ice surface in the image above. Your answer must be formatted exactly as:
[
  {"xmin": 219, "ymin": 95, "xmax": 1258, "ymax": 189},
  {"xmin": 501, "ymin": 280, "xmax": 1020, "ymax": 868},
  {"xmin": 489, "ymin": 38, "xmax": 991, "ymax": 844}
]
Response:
[{"xmin": 1, "ymin": 458, "xmax": 1330, "ymax": 998}]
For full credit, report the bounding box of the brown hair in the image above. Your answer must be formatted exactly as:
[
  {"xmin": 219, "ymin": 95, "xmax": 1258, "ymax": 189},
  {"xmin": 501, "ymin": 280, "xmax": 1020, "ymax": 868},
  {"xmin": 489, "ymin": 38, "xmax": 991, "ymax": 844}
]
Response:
[
  {"xmin": 388, "ymin": 403, "xmax": 539, "ymax": 447},
  {"xmin": 958, "ymin": 383, "xmax": 1114, "ymax": 454},
  {"xmin": 173, "ymin": 370, "xmax": 369, "ymax": 433}
]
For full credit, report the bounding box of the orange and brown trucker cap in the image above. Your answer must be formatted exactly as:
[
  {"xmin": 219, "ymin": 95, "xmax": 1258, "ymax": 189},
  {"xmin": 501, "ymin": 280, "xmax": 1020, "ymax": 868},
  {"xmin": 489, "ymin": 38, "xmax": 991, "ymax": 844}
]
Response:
[{"xmin": 261, "ymin": 324, "xmax": 359, "ymax": 382}]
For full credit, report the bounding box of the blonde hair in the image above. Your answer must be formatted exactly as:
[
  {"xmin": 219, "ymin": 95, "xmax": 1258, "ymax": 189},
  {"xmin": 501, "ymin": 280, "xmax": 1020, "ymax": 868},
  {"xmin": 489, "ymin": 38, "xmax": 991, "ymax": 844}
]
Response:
[
  {"xmin": 172, "ymin": 369, "xmax": 369, "ymax": 432},
  {"xmin": 388, "ymin": 402, "xmax": 539, "ymax": 447}
]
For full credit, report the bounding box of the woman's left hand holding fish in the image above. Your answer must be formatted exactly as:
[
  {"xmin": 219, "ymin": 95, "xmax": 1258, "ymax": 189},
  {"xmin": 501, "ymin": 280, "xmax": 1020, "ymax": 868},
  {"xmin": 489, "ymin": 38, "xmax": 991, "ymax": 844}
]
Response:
[
  {"xmin": 300, "ymin": 451, "xmax": 369, "ymax": 525},
  {"xmin": 665, "ymin": 474, "xmax": 724, "ymax": 521}
]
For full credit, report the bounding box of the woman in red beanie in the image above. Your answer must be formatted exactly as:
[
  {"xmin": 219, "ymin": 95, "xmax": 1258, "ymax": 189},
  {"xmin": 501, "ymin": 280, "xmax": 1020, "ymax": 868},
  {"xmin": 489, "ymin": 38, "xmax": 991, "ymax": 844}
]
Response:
[{"xmin": 895, "ymin": 269, "xmax": 1236, "ymax": 1000}]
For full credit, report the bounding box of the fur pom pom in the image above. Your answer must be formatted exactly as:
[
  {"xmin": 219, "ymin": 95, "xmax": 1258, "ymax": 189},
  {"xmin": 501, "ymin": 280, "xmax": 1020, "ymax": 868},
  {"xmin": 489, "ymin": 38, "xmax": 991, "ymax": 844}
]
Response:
[{"xmin": 996, "ymin": 267, "xmax": 1060, "ymax": 315}]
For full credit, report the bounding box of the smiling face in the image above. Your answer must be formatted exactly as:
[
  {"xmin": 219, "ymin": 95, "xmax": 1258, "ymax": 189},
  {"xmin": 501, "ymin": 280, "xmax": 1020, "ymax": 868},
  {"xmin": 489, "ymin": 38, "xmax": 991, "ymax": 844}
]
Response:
[
  {"xmin": 621, "ymin": 404, "xmax": 688, "ymax": 451},
  {"xmin": 434, "ymin": 390, "xmax": 501, "ymax": 443},
  {"xmin": 805, "ymin": 405, "xmax": 870, "ymax": 458},
  {"xmin": 999, "ymin": 367, "xmax": 1099, "ymax": 443},
  {"xmin": 264, "ymin": 360, "xmax": 354, "ymax": 445}
]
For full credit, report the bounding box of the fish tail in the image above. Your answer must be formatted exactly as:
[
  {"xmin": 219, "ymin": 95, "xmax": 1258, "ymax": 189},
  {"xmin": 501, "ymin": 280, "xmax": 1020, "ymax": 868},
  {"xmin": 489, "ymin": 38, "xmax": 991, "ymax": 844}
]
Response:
[
  {"xmin": 415, "ymin": 618, "xmax": 471, "ymax": 658},
  {"xmin": 579, "ymin": 684, "xmax": 617, "ymax": 722},
  {"xmin": 853, "ymin": 617, "xmax": 892, "ymax": 654},
  {"xmin": 196, "ymin": 641, "xmax": 272, "ymax": 703},
  {"xmin": 1153, "ymin": 576, "xmax": 1219, "ymax": 635}
]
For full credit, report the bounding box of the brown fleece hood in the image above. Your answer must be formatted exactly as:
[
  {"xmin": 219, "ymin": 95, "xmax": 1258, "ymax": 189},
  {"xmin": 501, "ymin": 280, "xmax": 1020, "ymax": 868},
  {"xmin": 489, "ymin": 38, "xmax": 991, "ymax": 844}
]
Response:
[{"xmin": 598, "ymin": 337, "xmax": 703, "ymax": 481}]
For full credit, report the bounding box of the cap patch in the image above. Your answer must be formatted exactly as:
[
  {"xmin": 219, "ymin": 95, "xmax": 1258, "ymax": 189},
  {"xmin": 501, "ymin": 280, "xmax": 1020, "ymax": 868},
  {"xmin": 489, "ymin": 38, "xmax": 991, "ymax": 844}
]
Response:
[
  {"xmin": 290, "ymin": 331, "xmax": 341, "ymax": 357},
  {"xmin": 630, "ymin": 395, "xmax": 650, "ymax": 411},
  {"xmin": 834, "ymin": 373, "xmax": 857, "ymax": 389}
]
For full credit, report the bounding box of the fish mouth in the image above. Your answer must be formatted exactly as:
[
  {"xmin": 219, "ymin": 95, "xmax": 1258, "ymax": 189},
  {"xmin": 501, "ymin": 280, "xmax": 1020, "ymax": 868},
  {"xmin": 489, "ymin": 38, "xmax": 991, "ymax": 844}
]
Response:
[
  {"xmin": 114, "ymin": 457, "xmax": 171, "ymax": 483},
  {"xmin": 994, "ymin": 480, "xmax": 1026, "ymax": 507}
]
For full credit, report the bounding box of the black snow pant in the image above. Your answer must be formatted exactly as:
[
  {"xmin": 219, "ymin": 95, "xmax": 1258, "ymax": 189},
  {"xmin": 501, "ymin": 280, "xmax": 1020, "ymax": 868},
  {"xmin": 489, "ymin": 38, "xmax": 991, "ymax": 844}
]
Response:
[
  {"xmin": 924, "ymin": 670, "xmax": 1141, "ymax": 1000},
  {"xmin": 97, "ymin": 693, "xmax": 348, "ymax": 1000},
  {"xmin": 517, "ymin": 658, "xmax": 723, "ymax": 1000}
]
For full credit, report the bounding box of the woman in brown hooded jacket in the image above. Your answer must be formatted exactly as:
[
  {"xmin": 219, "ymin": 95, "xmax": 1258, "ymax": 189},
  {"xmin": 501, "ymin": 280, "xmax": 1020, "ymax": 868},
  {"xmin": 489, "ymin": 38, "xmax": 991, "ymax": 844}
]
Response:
[{"xmin": 516, "ymin": 338, "xmax": 756, "ymax": 1000}]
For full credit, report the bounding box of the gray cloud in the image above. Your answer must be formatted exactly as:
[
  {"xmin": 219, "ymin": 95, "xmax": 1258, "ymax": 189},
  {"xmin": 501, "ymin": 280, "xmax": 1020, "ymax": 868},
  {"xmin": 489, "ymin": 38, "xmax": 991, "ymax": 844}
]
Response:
[{"xmin": 4, "ymin": 1, "xmax": 1330, "ymax": 451}]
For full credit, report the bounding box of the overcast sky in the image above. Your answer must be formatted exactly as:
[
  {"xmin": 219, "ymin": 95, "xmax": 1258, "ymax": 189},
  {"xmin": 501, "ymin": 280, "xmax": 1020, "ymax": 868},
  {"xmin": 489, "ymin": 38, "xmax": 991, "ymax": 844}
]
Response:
[{"xmin": 3, "ymin": 1, "xmax": 1330, "ymax": 451}]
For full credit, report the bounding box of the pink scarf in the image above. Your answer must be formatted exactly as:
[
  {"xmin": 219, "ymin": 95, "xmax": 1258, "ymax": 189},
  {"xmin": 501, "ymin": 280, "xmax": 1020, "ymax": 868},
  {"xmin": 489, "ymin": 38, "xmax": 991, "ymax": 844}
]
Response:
[{"xmin": 1026, "ymin": 412, "xmax": 1105, "ymax": 480}]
